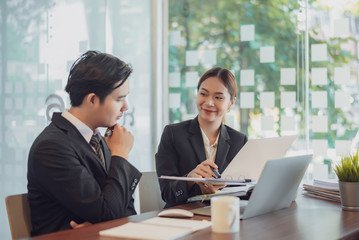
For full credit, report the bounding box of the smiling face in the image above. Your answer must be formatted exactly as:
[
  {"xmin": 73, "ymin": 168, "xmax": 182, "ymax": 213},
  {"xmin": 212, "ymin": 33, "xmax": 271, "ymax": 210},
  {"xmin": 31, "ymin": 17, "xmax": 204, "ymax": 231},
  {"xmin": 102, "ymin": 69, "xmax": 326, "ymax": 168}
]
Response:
[
  {"xmin": 196, "ymin": 76, "xmax": 234, "ymax": 126},
  {"xmin": 94, "ymin": 79, "xmax": 129, "ymax": 128}
]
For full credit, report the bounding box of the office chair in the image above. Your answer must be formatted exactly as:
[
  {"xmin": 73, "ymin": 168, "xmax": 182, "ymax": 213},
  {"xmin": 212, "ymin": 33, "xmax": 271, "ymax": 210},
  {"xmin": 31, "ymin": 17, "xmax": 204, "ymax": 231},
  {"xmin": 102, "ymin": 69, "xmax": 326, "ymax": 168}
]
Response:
[
  {"xmin": 5, "ymin": 193, "xmax": 32, "ymax": 240},
  {"xmin": 138, "ymin": 171, "xmax": 166, "ymax": 213}
]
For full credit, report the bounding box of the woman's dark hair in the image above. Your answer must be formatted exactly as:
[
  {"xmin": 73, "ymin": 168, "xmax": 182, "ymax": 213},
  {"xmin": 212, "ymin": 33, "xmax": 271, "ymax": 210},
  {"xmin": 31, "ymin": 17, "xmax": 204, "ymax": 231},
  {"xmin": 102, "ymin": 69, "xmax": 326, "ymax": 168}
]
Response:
[
  {"xmin": 65, "ymin": 50, "xmax": 132, "ymax": 106},
  {"xmin": 197, "ymin": 67, "xmax": 237, "ymax": 100}
]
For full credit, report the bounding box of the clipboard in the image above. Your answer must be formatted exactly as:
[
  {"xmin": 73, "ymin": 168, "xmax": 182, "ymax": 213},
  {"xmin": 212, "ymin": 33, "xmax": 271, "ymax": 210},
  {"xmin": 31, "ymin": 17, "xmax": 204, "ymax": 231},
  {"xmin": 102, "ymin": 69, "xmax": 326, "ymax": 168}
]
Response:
[{"xmin": 159, "ymin": 175, "xmax": 254, "ymax": 185}]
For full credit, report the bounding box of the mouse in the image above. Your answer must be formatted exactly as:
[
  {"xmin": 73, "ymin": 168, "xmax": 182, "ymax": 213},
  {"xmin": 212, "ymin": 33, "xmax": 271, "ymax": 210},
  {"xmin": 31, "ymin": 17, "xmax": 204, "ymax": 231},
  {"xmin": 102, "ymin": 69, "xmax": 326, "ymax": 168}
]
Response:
[{"xmin": 157, "ymin": 208, "xmax": 194, "ymax": 218}]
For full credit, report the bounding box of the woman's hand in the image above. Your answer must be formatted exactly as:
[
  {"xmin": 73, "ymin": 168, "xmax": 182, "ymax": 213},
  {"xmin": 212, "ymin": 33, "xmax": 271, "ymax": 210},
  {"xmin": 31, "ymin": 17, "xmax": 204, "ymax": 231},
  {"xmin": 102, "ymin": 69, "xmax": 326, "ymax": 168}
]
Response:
[
  {"xmin": 197, "ymin": 182, "xmax": 226, "ymax": 194},
  {"xmin": 70, "ymin": 221, "xmax": 92, "ymax": 229},
  {"xmin": 187, "ymin": 160, "xmax": 218, "ymax": 179},
  {"xmin": 187, "ymin": 160, "xmax": 224, "ymax": 193}
]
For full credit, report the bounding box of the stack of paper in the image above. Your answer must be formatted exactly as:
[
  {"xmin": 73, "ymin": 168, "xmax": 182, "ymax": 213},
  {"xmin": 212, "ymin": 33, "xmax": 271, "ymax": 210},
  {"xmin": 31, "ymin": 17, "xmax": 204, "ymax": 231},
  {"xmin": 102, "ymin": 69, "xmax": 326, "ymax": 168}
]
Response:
[
  {"xmin": 302, "ymin": 178, "xmax": 340, "ymax": 202},
  {"xmin": 99, "ymin": 217, "xmax": 211, "ymax": 240},
  {"xmin": 187, "ymin": 185, "xmax": 254, "ymax": 202}
]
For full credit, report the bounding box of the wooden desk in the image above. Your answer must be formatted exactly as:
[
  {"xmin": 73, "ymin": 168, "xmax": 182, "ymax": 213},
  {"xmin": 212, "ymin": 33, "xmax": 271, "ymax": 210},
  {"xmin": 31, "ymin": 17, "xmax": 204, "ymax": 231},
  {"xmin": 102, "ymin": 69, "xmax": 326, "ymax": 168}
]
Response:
[{"xmin": 24, "ymin": 194, "xmax": 359, "ymax": 240}]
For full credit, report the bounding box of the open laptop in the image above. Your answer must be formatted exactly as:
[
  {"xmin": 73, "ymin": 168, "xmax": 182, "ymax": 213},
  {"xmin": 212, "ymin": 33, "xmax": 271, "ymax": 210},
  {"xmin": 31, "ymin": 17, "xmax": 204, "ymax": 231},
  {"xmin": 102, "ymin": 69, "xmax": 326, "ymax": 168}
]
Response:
[
  {"xmin": 221, "ymin": 135, "xmax": 298, "ymax": 181},
  {"xmin": 190, "ymin": 154, "xmax": 312, "ymax": 219}
]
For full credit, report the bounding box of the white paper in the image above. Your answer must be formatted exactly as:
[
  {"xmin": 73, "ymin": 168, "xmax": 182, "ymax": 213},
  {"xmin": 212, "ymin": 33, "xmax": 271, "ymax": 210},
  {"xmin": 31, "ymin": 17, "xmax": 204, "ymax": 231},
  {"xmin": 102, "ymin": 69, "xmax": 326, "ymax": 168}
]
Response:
[
  {"xmin": 335, "ymin": 91, "xmax": 351, "ymax": 108},
  {"xmin": 334, "ymin": 67, "xmax": 350, "ymax": 85},
  {"xmin": 281, "ymin": 91, "xmax": 296, "ymax": 108},
  {"xmin": 334, "ymin": 18, "xmax": 350, "ymax": 37},
  {"xmin": 185, "ymin": 50, "xmax": 199, "ymax": 66},
  {"xmin": 281, "ymin": 116, "xmax": 295, "ymax": 131},
  {"xmin": 169, "ymin": 93, "xmax": 181, "ymax": 109},
  {"xmin": 261, "ymin": 116, "xmax": 274, "ymax": 131},
  {"xmin": 159, "ymin": 175, "xmax": 255, "ymax": 185},
  {"xmin": 241, "ymin": 24, "xmax": 255, "ymax": 41},
  {"xmin": 312, "ymin": 139, "xmax": 328, "ymax": 157},
  {"xmin": 203, "ymin": 49, "xmax": 217, "ymax": 66},
  {"xmin": 311, "ymin": 44, "xmax": 327, "ymax": 62},
  {"xmin": 240, "ymin": 92, "xmax": 254, "ymax": 109},
  {"xmin": 312, "ymin": 116, "xmax": 328, "ymax": 133},
  {"xmin": 142, "ymin": 217, "xmax": 212, "ymax": 232},
  {"xmin": 260, "ymin": 46, "xmax": 275, "ymax": 63},
  {"xmin": 335, "ymin": 140, "xmax": 351, "ymax": 157},
  {"xmin": 311, "ymin": 68, "xmax": 327, "ymax": 85},
  {"xmin": 311, "ymin": 91, "xmax": 327, "ymax": 109},
  {"xmin": 240, "ymin": 69, "xmax": 254, "ymax": 86},
  {"xmin": 260, "ymin": 92, "xmax": 275, "ymax": 108},
  {"xmin": 280, "ymin": 68, "xmax": 296, "ymax": 85},
  {"xmin": 185, "ymin": 71, "xmax": 199, "ymax": 87},
  {"xmin": 169, "ymin": 30, "xmax": 182, "ymax": 46},
  {"xmin": 99, "ymin": 222, "xmax": 192, "ymax": 240},
  {"xmin": 169, "ymin": 72, "xmax": 181, "ymax": 88}
]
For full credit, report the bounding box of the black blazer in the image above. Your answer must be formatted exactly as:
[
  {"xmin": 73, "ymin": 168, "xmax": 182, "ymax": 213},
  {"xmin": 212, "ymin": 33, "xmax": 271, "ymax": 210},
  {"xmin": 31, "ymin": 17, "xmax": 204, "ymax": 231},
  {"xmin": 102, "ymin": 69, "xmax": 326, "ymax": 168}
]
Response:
[
  {"xmin": 27, "ymin": 113, "xmax": 142, "ymax": 236},
  {"xmin": 155, "ymin": 116, "xmax": 247, "ymax": 208}
]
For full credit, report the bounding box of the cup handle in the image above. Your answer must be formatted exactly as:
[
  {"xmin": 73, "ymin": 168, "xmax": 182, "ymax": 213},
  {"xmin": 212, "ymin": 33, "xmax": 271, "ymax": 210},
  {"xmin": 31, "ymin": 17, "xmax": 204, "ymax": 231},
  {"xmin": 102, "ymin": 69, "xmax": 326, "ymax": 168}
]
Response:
[{"xmin": 228, "ymin": 205, "xmax": 237, "ymax": 228}]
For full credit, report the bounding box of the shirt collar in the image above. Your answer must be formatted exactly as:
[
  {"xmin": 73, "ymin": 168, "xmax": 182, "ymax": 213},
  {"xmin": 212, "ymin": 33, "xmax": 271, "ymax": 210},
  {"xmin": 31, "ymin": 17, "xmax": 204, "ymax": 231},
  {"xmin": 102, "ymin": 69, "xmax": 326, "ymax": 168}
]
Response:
[
  {"xmin": 200, "ymin": 128, "xmax": 219, "ymax": 148},
  {"xmin": 62, "ymin": 110, "xmax": 100, "ymax": 143}
]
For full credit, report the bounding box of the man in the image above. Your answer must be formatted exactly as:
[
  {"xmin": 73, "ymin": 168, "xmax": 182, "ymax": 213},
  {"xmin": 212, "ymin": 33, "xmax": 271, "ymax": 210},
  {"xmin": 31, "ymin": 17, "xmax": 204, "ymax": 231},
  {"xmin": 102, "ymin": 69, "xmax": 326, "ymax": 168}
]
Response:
[{"xmin": 27, "ymin": 51, "xmax": 141, "ymax": 236}]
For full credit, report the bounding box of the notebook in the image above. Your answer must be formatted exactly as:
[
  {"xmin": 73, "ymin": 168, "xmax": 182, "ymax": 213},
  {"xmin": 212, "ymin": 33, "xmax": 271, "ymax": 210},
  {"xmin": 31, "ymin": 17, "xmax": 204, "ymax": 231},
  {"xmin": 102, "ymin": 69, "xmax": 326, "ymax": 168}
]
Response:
[
  {"xmin": 190, "ymin": 154, "xmax": 312, "ymax": 219},
  {"xmin": 221, "ymin": 135, "xmax": 298, "ymax": 181}
]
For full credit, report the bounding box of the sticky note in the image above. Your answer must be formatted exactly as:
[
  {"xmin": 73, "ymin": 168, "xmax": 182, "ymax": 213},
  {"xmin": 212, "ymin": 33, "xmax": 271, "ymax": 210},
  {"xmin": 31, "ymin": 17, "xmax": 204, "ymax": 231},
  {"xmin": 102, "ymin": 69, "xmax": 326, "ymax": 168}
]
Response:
[
  {"xmin": 185, "ymin": 71, "xmax": 199, "ymax": 87},
  {"xmin": 203, "ymin": 49, "xmax": 217, "ymax": 66},
  {"xmin": 240, "ymin": 24, "xmax": 255, "ymax": 41},
  {"xmin": 169, "ymin": 31, "xmax": 182, "ymax": 46},
  {"xmin": 240, "ymin": 69, "xmax": 254, "ymax": 86},
  {"xmin": 312, "ymin": 115, "xmax": 328, "ymax": 133},
  {"xmin": 15, "ymin": 98, "xmax": 23, "ymax": 109},
  {"xmin": 5, "ymin": 82, "xmax": 12, "ymax": 94},
  {"xmin": 311, "ymin": 44, "xmax": 327, "ymax": 62},
  {"xmin": 280, "ymin": 68, "xmax": 296, "ymax": 85},
  {"xmin": 281, "ymin": 91, "xmax": 296, "ymax": 108},
  {"xmin": 281, "ymin": 116, "xmax": 295, "ymax": 131},
  {"xmin": 260, "ymin": 92, "xmax": 275, "ymax": 108},
  {"xmin": 334, "ymin": 67, "xmax": 350, "ymax": 85},
  {"xmin": 312, "ymin": 139, "xmax": 328, "ymax": 157},
  {"xmin": 334, "ymin": 18, "xmax": 350, "ymax": 37},
  {"xmin": 335, "ymin": 91, "xmax": 351, "ymax": 108},
  {"xmin": 169, "ymin": 72, "xmax": 181, "ymax": 88},
  {"xmin": 313, "ymin": 163, "xmax": 328, "ymax": 179},
  {"xmin": 169, "ymin": 93, "xmax": 181, "ymax": 109},
  {"xmin": 240, "ymin": 92, "xmax": 254, "ymax": 109},
  {"xmin": 335, "ymin": 140, "xmax": 351, "ymax": 157},
  {"xmin": 261, "ymin": 116, "xmax": 274, "ymax": 131},
  {"xmin": 186, "ymin": 50, "xmax": 199, "ymax": 66},
  {"xmin": 311, "ymin": 68, "xmax": 327, "ymax": 85},
  {"xmin": 311, "ymin": 91, "xmax": 327, "ymax": 109},
  {"xmin": 5, "ymin": 98, "xmax": 12, "ymax": 110},
  {"xmin": 260, "ymin": 46, "xmax": 275, "ymax": 63}
]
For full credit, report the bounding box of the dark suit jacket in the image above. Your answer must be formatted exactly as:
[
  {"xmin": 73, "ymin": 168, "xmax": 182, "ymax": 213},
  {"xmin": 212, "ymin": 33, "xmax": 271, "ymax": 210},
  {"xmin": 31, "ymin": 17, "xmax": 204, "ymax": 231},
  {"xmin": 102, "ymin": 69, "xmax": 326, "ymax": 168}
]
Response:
[
  {"xmin": 27, "ymin": 113, "xmax": 142, "ymax": 236},
  {"xmin": 155, "ymin": 116, "xmax": 247, "ymax": 208}
]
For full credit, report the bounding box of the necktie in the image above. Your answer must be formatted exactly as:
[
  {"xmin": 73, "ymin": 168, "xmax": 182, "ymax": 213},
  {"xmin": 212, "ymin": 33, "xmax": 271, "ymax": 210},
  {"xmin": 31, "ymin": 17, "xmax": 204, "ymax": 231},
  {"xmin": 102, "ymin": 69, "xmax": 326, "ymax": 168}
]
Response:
[{"xmin": 90, "ymin": 134, "xmax": 106, "ymax": 167}]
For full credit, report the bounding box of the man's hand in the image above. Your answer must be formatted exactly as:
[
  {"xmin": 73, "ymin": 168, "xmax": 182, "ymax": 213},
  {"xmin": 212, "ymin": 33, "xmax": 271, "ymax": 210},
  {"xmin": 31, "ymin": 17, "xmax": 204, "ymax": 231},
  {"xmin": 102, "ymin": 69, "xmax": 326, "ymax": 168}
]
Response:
[
  {"xmin": 104, "ymin": 124, "xmax": 134, "ymax": 159},
  {"xmin": 70, "ymin": 221, "xmax": 92, "ymax": 229}
]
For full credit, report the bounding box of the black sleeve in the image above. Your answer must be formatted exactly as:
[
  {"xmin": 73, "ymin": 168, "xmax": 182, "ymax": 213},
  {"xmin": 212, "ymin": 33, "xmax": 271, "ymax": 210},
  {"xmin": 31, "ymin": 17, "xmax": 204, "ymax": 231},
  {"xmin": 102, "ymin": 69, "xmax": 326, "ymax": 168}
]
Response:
[
  {"xmin": 155, "ymin": 126, "xmax": 201, "ymax": 205},
  {"xmin": 31, "ymin": 138, "xmax": 141, "ymax": 223}
]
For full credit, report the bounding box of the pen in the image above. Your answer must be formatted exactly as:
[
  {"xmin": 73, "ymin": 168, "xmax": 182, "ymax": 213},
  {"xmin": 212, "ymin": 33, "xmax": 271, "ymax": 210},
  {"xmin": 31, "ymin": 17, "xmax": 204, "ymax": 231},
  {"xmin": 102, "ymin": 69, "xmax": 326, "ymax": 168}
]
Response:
[
  {"xmin": 105, "ymin": 127, "xmax": 114, "ymax": 137},
  {"xmin": 210, "ymin": 166, "xmax": 221, "ymax": 179}
]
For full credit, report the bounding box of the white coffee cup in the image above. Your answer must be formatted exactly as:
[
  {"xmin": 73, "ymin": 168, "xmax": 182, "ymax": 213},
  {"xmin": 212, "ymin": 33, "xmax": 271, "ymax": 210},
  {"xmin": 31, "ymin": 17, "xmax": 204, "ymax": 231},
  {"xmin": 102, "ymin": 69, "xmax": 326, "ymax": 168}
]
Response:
[{"xmin": 211, "ymin": 196, "xmax": 240, "ymax": 233}]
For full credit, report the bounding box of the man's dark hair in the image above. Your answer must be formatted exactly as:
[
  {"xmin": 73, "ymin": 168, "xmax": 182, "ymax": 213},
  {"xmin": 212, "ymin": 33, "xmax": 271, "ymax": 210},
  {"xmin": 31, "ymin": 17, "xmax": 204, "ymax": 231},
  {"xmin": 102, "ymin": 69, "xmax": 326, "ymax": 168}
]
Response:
[{"xmin": 65, "ymin": 50, "xmax": 132, "ymax": 106}]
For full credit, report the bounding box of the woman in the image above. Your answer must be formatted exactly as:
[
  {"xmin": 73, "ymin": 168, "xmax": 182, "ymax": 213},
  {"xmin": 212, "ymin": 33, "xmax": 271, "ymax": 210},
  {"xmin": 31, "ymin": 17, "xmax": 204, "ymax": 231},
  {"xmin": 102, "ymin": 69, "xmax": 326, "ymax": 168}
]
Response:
[{"xmin": 156, "ymin": 67, "xmax": 248, "ymax": 207}]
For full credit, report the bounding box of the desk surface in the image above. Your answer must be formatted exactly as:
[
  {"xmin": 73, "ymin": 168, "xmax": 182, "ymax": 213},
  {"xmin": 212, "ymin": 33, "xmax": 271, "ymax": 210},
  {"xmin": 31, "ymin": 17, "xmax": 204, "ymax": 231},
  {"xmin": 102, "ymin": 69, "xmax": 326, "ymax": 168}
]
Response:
[{"xmin": 25, "ymin": 194, "xmax": 359, "ymax": 240}]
